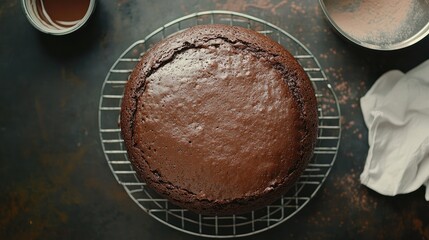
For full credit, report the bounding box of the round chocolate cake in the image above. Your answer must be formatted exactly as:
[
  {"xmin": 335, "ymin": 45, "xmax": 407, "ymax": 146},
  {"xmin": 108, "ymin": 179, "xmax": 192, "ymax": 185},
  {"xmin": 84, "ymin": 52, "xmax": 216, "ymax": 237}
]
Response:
[{"xmin": 120, "ymin": 24, "xmax": 318, "ymax": 215}]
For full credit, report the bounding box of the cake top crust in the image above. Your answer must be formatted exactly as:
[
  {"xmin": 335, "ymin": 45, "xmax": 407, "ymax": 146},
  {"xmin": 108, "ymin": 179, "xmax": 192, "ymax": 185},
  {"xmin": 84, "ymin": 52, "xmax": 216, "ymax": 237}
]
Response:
[{"xmin": 121, "ymin": 24, "xmax": 317, "ymax": 206}]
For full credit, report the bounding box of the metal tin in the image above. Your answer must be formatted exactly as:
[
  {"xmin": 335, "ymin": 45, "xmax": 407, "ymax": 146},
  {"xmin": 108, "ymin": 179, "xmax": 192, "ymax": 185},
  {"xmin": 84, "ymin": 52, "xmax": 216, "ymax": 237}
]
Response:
[
  {"xmin": 319, "ymin": 0, "xmax": 429, "ymax": 50},
  {"xmin": 21, "ymin": 0, "xmax": 96, "ymax": 35}
]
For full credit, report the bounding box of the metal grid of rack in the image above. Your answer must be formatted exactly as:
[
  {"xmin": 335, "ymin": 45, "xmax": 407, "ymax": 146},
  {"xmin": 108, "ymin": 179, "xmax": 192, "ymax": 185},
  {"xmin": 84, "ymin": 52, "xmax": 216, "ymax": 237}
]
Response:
[{"xmin": 98, "ymin": 11, "xmax": 341, "ymax": 238}]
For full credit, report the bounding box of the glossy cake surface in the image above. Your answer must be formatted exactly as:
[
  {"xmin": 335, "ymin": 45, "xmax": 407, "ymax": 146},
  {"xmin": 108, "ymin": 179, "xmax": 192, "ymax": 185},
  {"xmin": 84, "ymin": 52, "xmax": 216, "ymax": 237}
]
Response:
[{"xmin": 120, "ymin": 24, "xmax": 318, "ymax": 215}]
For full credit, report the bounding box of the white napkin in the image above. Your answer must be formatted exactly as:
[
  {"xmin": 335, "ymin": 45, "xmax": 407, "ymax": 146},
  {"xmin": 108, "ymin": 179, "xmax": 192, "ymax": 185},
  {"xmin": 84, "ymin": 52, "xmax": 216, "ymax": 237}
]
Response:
[{"xmin": 360, "ymin": 60, "xmax": 429, "ymax": 201}]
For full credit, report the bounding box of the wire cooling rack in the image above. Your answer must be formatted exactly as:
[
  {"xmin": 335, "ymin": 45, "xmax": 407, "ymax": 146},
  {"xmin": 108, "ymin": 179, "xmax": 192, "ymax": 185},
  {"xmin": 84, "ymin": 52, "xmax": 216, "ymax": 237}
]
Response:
[{"xmin": 98, "ymin": 11, "xmax": 341, "ymax": 238}]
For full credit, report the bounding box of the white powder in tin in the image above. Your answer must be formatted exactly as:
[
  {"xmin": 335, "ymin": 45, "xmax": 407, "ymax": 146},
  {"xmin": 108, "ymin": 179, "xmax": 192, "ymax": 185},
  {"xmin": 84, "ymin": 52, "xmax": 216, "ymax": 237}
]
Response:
[{"xmin": 325, "ymin": 0, "xmax": 415, "ymax": 45}]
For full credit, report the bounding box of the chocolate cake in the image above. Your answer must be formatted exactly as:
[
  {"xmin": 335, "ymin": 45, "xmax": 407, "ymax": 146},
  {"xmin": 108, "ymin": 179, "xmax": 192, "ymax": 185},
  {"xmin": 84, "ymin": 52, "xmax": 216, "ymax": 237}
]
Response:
[{"xmin": 120, "ymin": 24, "xmax": 318, "ymax": 215}]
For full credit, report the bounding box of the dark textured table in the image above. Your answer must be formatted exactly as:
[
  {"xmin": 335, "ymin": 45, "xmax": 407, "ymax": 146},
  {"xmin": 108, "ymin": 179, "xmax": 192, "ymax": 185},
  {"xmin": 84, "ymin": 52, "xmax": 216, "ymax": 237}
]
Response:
[{"xmin": 1, "ymin": 0, "xmax": 428, "ymax": 239}]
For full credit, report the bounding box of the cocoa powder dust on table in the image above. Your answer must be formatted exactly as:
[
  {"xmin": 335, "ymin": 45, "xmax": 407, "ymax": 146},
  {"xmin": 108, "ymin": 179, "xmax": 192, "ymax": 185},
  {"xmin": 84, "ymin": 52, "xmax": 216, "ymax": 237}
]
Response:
[{"xmin": 325, "ymin": 0, "xmax": 417, "ymax": 45}]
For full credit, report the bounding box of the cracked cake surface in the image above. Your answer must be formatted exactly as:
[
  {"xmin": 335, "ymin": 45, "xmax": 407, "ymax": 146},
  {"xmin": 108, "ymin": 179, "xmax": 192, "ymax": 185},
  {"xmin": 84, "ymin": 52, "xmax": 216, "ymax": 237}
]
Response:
[{"xmin": 120, "ymin": 24, "xmax": 317, "ymax": 215}]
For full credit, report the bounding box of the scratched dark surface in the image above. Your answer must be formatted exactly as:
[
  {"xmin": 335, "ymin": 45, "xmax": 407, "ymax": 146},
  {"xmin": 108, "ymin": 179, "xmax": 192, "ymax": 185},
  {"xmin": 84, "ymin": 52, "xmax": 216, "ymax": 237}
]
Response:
[{"xmin": 1, "ymin": 0, "xmax": 428, "ymax": 239}]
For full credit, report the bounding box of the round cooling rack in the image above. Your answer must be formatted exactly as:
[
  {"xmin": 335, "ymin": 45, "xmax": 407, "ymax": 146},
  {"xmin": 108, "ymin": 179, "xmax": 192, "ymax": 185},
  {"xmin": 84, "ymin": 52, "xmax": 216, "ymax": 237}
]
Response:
[{"xmin": 98, "ymin": 10, "xmax": 341, "ymax": 238}]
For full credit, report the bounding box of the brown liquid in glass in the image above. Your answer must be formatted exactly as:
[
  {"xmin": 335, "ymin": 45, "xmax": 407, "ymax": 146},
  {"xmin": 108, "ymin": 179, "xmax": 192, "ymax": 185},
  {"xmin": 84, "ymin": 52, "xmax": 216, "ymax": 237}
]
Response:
[{"xmin": 37, "ymin": 0, "xmax": 90, "ymax": 23}]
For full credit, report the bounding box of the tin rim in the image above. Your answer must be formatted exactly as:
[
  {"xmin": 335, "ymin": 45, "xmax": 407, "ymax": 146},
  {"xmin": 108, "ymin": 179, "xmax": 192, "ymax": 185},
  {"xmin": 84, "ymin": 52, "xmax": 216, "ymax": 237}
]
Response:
[{"xmin": 319, "ymin": 0, "xmax": 429, "ymax": 51}]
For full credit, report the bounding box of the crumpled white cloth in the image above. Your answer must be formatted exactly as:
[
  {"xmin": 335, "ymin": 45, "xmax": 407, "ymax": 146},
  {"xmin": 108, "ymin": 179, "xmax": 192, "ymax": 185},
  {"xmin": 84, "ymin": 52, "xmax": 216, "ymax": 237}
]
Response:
[{"xmin": 360, "ymin": 60, "xmax": 429, "ymax": 201}]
